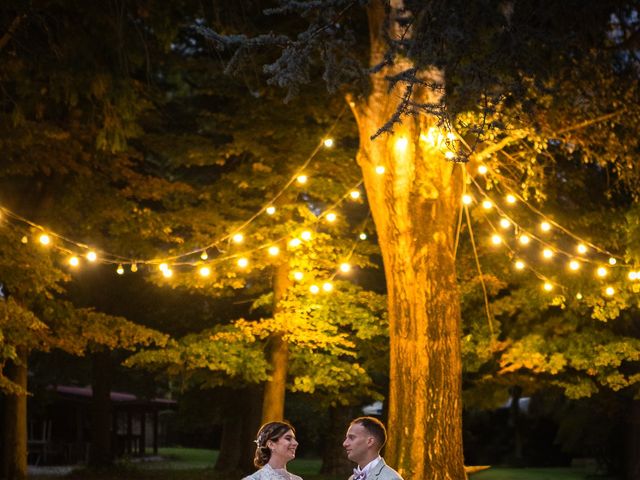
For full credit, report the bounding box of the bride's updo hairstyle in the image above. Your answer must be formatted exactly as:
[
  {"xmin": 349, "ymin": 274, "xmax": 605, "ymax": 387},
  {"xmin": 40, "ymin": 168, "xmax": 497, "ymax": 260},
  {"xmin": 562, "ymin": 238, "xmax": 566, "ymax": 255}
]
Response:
[{"xmin": 253, "ymin": 421, "xmax": 296, "ymax": 468}]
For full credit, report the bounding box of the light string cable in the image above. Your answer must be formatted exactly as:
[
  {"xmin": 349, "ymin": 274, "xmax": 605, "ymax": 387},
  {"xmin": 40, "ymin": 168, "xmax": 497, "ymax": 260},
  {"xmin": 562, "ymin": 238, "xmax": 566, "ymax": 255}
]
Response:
[
  {"xmin": 0, "ymin": 106, "xmax": 349, "ymax": 267},
  {"xmin": 463, "ymin": 202, "xmax": 495, "ymax": 336},
  {"xmin": 0, "ymin": 172, "xmax": 367, "ymax": 280},
  {"xmin": 477, "ymin": 205, "xmax": 564, "ymax": 290},
  {"xmin": 147, "ymin": 104, "xmax": 350, "ymax": 265},
  {"xmin": 172, "ymin": 178, "xmax": 367, "ymax": 269},
  {"xmin": 326, "ymin": 211, "xmax": 372, "ymax": 282},
  {"xmin": 0, "ymin": 206, "xmax": 132, "ymax": 263},
  {"xmin": 468, "ymin": 173, "xmax": 627, "ymax": 268},
  {"xmin": 452, "ymin": 121, "xmax": 626, "ymax": 266},
  {"xmin": 487, "ymin": 164, "xmax": 623, "ymax": 261},
  {"xmin": 470, "ymin": 177, "xmax": 629, "ymax": 296}
]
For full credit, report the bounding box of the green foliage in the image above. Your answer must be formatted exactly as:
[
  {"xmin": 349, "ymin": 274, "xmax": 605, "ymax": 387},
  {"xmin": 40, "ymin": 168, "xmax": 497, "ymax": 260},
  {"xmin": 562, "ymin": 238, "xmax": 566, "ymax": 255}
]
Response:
[{"xmin": 128, "ymin": 281, "xmax": 387, "ymax": 403}]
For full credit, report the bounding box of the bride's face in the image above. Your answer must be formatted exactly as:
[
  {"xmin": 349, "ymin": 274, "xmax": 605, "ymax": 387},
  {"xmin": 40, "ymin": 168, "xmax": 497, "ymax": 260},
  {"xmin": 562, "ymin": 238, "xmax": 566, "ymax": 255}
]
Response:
[{"xmin": 268, "ymin": 429, "xmax": 298, "ymax": 464}]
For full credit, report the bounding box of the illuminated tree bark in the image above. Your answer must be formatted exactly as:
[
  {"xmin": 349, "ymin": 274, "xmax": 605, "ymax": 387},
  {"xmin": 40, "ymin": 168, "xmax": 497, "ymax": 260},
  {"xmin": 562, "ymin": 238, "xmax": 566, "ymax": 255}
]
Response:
[
  {"xmin": 2, "ymin": 347, "xmax": 28, "ymax": 480},
  {"xmin": 261, "ymin": 262, "xmax": 291, "ymax": 422},
  {"xmin": 348, "ymin": 2, "xmax": 466, "ymax": 478}
]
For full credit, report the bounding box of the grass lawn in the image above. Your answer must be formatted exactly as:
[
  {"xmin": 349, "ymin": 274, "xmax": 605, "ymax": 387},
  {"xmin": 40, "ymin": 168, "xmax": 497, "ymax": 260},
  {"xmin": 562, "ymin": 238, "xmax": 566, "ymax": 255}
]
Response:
[
  {"xmin": 473, "ymin": 468, "xmax": 590, "ymax": 480},
  {"xmin": 32, "ymin": 448, "xmax": 597, "ymax": 480}
]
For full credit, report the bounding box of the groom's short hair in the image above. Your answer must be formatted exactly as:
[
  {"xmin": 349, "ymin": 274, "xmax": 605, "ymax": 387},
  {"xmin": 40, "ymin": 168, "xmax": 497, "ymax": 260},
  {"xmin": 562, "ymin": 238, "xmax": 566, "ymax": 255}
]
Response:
[{"xmin": 351, "ymin": 416, "xmax": 387, "ymax": 449}]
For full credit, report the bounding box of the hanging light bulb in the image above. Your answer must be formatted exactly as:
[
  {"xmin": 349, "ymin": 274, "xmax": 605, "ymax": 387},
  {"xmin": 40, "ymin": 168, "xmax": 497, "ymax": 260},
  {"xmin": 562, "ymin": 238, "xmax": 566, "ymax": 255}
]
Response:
[
  {"xmin": 444, "ymin": 151, "xmax": 456, "ymax": 160},
  {"xmin": 420, "ymin": 127, "xmax": 441, "ymax": 146},
  {"xmin": 350, "ymin": 190, "xmax": 361, "ymax": 200},
  {"xmin": 86, "ymin": 251, "xmax": 97, "ymax": 262},
  {"xmin": 628, "ymin": 271, "xmax": 638, "ymax": 281},
  {"xmin": 323, "ymin": 138, "xmax": 334, "ymax": 148},
  {"xmin": 359, "ymin": 233, "xmax": 368, "ymax": 240},
  {"xmin": 519, "ymin": 235, "xmax": 530, "ymax": 246},
  {"xmin": 200, "ymin": 251, "xmax": 209, "ymax": 260},
  {"xmin": 266, "ymin": 206, "xmax": 276, "ymax": 215},
  {"xmin": 300, "ymin": 230, "xmax": 312, "ymax": 241},
  {"xmin": 540, "ymin": 222, "xmax": 551, "ymax": 232},
  {"xmin": 21, "ymin": 235, "xmax": 28, "ymax": 244},
  {"xmin": 375, "ymin": 165, "xmax": 385, "ymax": 175},
  {"xmin": 296, "ymin": 174, "xmax": 308, "ymax": 184},
  {"xmin": 131, "ymin": 263, "xmax": 138, "ymax": 273},
  {"xmin": 477, "ymin": 165, "xmax": 488, "ymax": 175},
  {"xmin": 232, "ymin": 233, "xmax": 244, "ymax": 244},
  {"xmin": 39, "ymin": 234, "xmax": 50, "ymax": 245},
  {"xmin": 69, "ymin": 256, "xmax": 80, "ymax": 267},
  {"xmin": 596, "ymin": 266, "xmax": 608, "ymax": 278},
  {"xmin": 605, "ymin": 286, "xmax": 615, "ymax": 296},
  {"xmin": 116, "ymin": 265, "xmax": 124, "ymax": 275},
  {"xmin": 542, "ymin": 248, "xmax": 554, "ymax": 259},
  {"xmin": 500, "ymin": 218, "xmax": 511, "ymax": 229},
  {"xmin": 491, "ymin": 234, "xmax": 502, "ymax": 245},
  {"xmin": 577, "ymin": 244, "xmax": 588, "ymax": 254},
  {"xmin": 325, "ymin": 212, "xmax": 337, "ymax": 223},
  {"xmin": 395, "ymin": 137, "xmax": 408, "ymax": 153},
  {"xmin": 543, "ymin": 282, "xmax": 554, "ymax": 292},
  {"xmin": 199, "ymin": 266, "xmax": 211, "ymax": 277},
  {"xmin": 293, "ymin": 271, "xmax": 304, "ymax": 281},
  {"xmin": 506, "ymin": 194, "xmax": 517, "ymax": 204},
  {"xmin": 322, "ymin": 282, "xmax": 334, "ymax": 292},
  {"xmin": 515, "ymin": 260, "xmax": 525, "ymax": 270},
  {"xmin": 159, "ymin": 263, "xmax": 169, "ymax": 272},
  {"xmin": 237, "ymin": 257, "xmax": 249, "ymax": 268},
  {"xmin": 576, "ymin": 292, "xmax": 583, "ymax": 300},
  {"xmin": 569, "ymin": 260, "xmax": 581, "ymax": 271},
  {"xmin": 268, "ymin": 246, "xmax": 280, "ymax": 256},
  {"xmin": 309, "ymin": 284, "xmax": 320, "ymax": 294},
  {"xmin": 462, "ymin": 194, "xmax": 473, "ymax": 205},
  {"xmin": 288, "ymin": 238, "xmax": 302, "ymax": 248},
  {"xmin": 340, "ymin": 263, "xmax": 351, "ymax": 273},
  {"xmin": 162, "ymin": 268, "xmax": 173, "ymax": 278},
  {"xmin": 608, "ymin": 257, "xmax": 617, "ymax": 265},
  {"xmin": 482, "ymin": 200, "xmax": 493, "ymax": 210}
]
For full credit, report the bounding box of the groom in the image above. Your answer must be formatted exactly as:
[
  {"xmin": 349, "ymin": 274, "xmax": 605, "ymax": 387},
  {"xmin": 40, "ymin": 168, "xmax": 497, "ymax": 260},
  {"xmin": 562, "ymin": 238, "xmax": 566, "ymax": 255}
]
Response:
[{"xmin": 342, "ymin": 416, "xmax": 404, "ymax": 480}]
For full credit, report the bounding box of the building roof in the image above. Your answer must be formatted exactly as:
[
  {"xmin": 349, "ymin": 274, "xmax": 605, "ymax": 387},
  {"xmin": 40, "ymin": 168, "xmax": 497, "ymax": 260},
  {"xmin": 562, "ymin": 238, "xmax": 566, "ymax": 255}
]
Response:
[{"xmin": 53, "ymin": 385, "xmax": 177, "ymax": 407}]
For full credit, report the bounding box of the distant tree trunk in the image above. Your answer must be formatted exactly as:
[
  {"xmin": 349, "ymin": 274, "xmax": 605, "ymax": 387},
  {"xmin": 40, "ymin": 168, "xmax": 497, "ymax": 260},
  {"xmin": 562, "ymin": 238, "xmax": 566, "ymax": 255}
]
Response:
[
  {"xmin": 88, "ymin": 350, "xmax": 112, "ymax": 468},
  {"xmin": 626, "ymin": 400, "xmax": 640, "ymax": 480},
  {"xmin": 1, "ymin": 346, "xmax": 28, "ymax": 480},
  {"xmin": 261, "ymin": 262, "xmax": 291, "ymax": 422},
  {"xmin": 347, "ymin": 1, "xmax": 466, "ymax": 478},
  {"xmin": 320, "ymin": 406, "xmax": 359, "ymax": 475},
  {"xmin": 509, "ymin": 386, "xmax": 524, "ymax": 465},
  {"xmin": 215, "ymin": 386, "xmax": 262, "ymax": 475},
  {"xmin": 0, "ymin": 395, "xmax": 4, "ymax": 474}
]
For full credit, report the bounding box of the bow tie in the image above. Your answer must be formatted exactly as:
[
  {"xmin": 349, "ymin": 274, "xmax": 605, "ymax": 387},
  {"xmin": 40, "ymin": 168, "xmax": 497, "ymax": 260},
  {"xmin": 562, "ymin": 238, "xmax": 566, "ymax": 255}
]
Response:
[{"xmin": 353, "ymin": 467, "xmax": 366, "ymax": 480}]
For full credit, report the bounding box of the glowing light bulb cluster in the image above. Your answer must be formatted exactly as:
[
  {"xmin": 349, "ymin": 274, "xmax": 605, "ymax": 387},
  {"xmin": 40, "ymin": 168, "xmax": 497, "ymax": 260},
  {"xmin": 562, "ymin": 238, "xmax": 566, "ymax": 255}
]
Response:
[
  {"xmin": 463, "ymin": 180, "xmax": 634, "ymax": 299},
  {"xmin": 0, "ymin": 126, "xmax": 372, "ymax": 288}
]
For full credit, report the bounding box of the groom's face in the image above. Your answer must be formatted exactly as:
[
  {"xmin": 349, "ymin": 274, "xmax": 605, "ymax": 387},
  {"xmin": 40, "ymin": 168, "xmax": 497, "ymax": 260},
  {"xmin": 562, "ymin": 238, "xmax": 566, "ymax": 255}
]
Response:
[{"xmin": 343, "ymin": 422, "xmax": 373, "ymax": 465}]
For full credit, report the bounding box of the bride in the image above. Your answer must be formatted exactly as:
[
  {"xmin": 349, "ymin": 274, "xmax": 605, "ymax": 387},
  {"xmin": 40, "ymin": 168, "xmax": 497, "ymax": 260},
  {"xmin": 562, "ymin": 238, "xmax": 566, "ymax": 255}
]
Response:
[{"xmin": 243, "ymin": 421, "xmax": 303, "ymax": 480}]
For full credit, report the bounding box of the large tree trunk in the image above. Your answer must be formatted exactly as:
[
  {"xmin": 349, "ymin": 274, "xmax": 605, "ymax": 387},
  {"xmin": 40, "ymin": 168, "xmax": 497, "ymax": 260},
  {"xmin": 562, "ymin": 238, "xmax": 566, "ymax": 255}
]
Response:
[
  {"xmin": 509, "ymin": 386, "xmax": 524, "ymax": 465},
  {"xmin": 215, "ymin": 386, "xmax": 263, "ymax": 475},
  {"xmin": 626, "ymin": 400, "xmax": 640, "ymax": 480},
  {"xmin": 349, "ymin": 2, "xmax": 466, "ymax": 478},
  {"xmin": 320, "ymin": 406, "xmax": 359, "ymax": 475},
  {"xmin": 2, "ymin": 346, "xmax": 28, "ymax": 480},
  {"xmin": 88, "ymin": 350, "xmax": 112, "ymax": 468},
  {"xmin": 261, "ymin": 262, "xmax": 291, "ymax": 423}
]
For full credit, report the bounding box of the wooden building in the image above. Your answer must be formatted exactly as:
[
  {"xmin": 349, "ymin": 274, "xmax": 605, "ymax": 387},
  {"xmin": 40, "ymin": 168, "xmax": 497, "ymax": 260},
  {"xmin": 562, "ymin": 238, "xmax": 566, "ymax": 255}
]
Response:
[{"xmin": 27, "ymin": 385, "xmax": 177, "ymax": 465}]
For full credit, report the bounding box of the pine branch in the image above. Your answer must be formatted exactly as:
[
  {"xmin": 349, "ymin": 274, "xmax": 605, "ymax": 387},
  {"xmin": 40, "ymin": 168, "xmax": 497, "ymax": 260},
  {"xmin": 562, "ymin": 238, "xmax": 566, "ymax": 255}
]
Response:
[{"xmin": 0, "ymin": 14, "xmax": 26, "ymax": 52}]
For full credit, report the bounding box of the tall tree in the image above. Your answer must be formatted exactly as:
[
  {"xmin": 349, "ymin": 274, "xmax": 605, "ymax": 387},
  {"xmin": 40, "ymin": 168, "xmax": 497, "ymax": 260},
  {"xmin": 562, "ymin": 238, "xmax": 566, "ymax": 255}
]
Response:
[{"xmin": 201, "ymin": 1, "xmax": 640, "ymax": 477}]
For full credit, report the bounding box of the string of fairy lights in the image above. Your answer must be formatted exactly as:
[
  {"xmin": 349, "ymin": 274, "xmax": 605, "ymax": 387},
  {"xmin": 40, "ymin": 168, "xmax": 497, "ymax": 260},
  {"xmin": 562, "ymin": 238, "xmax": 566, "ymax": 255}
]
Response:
[
  {"xmin": 1, "ymin": 122, "xmax": 637, "ymax": 299},
  {"xmin": 0, "ymin": 127, "xmax": 375, "ymax": 295},
  {"xmin": 463, "ymin": 157, "xmax": 639, "ymax": 299}
]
